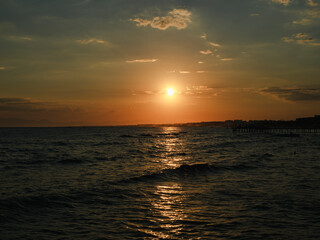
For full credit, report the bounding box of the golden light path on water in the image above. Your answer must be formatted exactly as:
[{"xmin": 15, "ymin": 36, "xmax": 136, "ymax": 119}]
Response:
[
  {"xmin": 140, "ymin": 127, "xmax": 188, "ymax": 238},
  {"xmin": 158, "ymin": 127, "xmax": 186, "ymax": 168},
  {"xmin": 148, "ymin": 183, "xmax": 186, "ymax": 238}
]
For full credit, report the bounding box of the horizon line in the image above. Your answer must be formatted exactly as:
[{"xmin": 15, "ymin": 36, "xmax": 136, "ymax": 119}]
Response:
[{"xmin": 0, "ymin": 115, "xmax": 318, "ymax": 128}]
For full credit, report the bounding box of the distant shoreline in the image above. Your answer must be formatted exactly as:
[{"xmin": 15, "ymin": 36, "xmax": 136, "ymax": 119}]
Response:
[{"xmin": 0, "ymin": 114, "xmax": 319, "ymax": 129}]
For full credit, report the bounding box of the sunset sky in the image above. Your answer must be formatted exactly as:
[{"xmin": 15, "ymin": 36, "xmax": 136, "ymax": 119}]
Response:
[{"xmin": 0, "ymin": 0, "xmax": 319, "ymax": 126}]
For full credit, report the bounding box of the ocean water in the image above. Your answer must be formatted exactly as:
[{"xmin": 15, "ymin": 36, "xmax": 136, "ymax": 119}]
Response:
[{"xmin": 0, "ymin": 126, "xmax": 320, "ymax": 239}]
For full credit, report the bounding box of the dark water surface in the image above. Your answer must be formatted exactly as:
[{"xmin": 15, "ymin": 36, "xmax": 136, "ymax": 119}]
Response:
[{"xmin": 0, "ymin": 127, "xmax": 320, "ymax": 239}]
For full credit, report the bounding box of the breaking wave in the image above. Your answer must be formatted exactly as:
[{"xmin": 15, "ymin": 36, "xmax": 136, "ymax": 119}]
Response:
[{"xmin": 120, "ymin": 162, "xmax": 258, "ymax": 183}]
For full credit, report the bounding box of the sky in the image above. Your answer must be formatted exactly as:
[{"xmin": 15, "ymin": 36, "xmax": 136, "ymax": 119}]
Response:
[{"xmin": 0, "ymin": 0, "xmax": 319, "ymax": 126}]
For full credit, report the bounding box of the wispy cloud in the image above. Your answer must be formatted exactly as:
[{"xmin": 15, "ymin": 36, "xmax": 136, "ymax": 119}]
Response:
[
  {"xmin": 260, "ymin": 87, "xmax": 320, "ymax": 102},
  {"xmin": 179, "ymin": 71, "xmax": 190, "ymax": 74},
  {"xmin": 200, "ymin": 33, "xmax": 207, "ymax": 40},
  {"xmin": 292, "ymin": 8, "xmax": 319, "ymax": 25},
  {"xmin": 295, "ymin": 33, "xmax": 308, "ymax": 38},
  {"xmin": 307, "ymin": 0, "xmax": 319, "ymax": 6},
  {"xmin": 0, "ymin": 97, "xmax": 64, "ymax": 112},
  {"xmin": 200, "ymin": 50, "xmax": 212, "ymax": 55},
  {"xmin": 209, "ymin": 42, "xmax": 221, "ymax": 47},
  {"xmin": 0, "ymin": 97, "xmax": 87, "ymax": 126},
  {"xmin": 126, "ymin": 59, "xmax": 158, "ymax": 63},
  {"xmin": 132, "ymin": 90, "xmax": 160, "ymax": 96},
  {"xmin": 5, "ymin": 35, "xmax": 32, "ymax": 41},
  {"xmin": 198, "ymin": 61, "xmax": 204, "ymax": 64},
  {"xmin": 250, "ymin": 13, "xmax": 260, "ymax": 17},
  {"xmin": 196, "ymin": 71, "xmax": 206, "ymax": 73},
  {"xmin": 76, "ymin": 38, "xmax": 111, "ymax": 46},
  {"xmin": 293, "ymin": 18, "xmax": 312, "ymax": 25},
  {"xmin": 130, "ymin": 9, "xmax": 191, "ymax": 30},
  {"xmin": 282, "ymin": 37, "xmax": 294, "ymax": 42},
  {"xmin": 221, "ymin": 58, "xmax": 233, "ymax": 61},
  {"xmin": 132, "ymin": 85, "xmax": 220, "ymax": 98},
  {"xmin": 199, "ymin": 33, "xmax": 222, "ymax": 58},
  {"xmin": 271, "ymin": 0, "xmax": 292, "ymax": 6},
  {"xmin": 184, "ymin": 86, "xmax": 219, "ymax": 98},
  {"xmin": 305, "ymin": 9, "xmax": 320, "ymax": 18},
  {"xmin": 282, "ymin": 33, "xmax": 320, "ymax": 46},
  {"xmin": 0, "ymin": 67, "xmax": 6, "ymax": 70}
]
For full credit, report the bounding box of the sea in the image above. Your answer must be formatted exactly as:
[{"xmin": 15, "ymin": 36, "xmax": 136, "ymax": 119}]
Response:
[{"xmin": 0, "ymin": 126, "xmax": 319, "ymax": 239}]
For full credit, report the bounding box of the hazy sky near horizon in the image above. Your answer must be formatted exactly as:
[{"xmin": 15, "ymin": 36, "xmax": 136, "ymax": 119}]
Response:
[{"xmin": 0, "ymin": 0, "xmax": 319, "ymax": 126}]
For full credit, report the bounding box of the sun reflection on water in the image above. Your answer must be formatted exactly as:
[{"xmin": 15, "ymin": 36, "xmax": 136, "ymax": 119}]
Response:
[
  {"xmin": 136, "ymin": 127, "xmax": 190, "ymax": 238},
  {"xmin": 156, "ymin": 127, "xmax": 187, "ymax": 168},
  {"xmin": 149, "ymin": 183, "xmax": 187, "ymax": 238}
]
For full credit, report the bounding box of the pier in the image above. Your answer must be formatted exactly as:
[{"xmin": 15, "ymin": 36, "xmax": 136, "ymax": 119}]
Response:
[{"xmin": 229, "ymin": 115, "xmax": 320, "ymax": 134}]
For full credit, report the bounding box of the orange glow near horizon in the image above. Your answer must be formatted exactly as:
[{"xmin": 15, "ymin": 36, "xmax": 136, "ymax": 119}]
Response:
[{"xmin": 0, "ymin": 2, "xmax": 319, "ymax": 127}]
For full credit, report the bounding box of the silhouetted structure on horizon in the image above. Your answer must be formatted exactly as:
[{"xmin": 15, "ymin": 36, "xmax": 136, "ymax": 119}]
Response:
[
  {"xmin": 136, "ymin": 115, "xmax": 320, "ymax": 134},
  {"xmin": 230, "ymin": 115, "xmax": 320, "ymax": 133}
]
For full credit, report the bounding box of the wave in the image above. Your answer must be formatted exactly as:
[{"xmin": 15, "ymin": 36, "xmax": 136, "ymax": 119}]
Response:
[
  {"xmin": 155, "ymin": 132, "xmax": 183, "ymax": 137},
  {"xmin": 0, "ymin": 194, "xmax": 75, "ymax": 220},
  {"xmin": 0, "ymin": 187, "xmax": 122, "ymax": 223},
  {"xmin": 119, "ymin": 134, "xmax": 135, "ymax": 138},
  {"xmin": 119, "ymin": 163, "xmax": 211, "ymax": 183},
  {"xmin": 139, "ymin": 133, "xmax": 154, "ymax": 138},
  {"xmin": 120, "ymin": 162, "xmax": 258, "ymax": 183},
  {"xmin": 167, "ymin": 152, "xmax": 187, "ymax": 157},
  {"xmin": 52, "ymin": 141, "xmax": 69, "ymax": 146},
  {"xmin": 119, "ymin": 132, "xmax": 187, "ymax": 139},
  {"xmin": 57, "ymin": 158, "xmax": 85, "ymax": 164}
]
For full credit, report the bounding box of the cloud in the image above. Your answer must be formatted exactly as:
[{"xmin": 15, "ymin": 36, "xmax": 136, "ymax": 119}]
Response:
[
  {"xmin": 250, "ymin": 13, "xmax": 260, "ymax": 17},
  {"xmin": 305, "ymin": 9, "xmax": 320, "ymax": 18},
  {"xmin": 0, "ymin": 98, "xmax": 88, "ymax": 126},
  {"xmin": 293, "ymin": 8, "xmax": 320, "ymax": 25},
  {"xmin": 0, "ymin": 67, "xmax": 6, "ymax": 70},
  {"xmin": 198, "ymin": 61, "xmax": 204, "ymax": 64},
  {"xmin": 293, "ymin": 18, "xmax": 312, "ymax": 25},
  {"xmin": 126, "ymin": 59, "xmax": 158, "ymax": 63},
  {"xmin": 296, "ymin": 38, "xmax": 314, "ymax": 44},
  {"xmin": 282, "ymin": 33, "xmax": 320, "ymax": 46},
  {"xmin": 131, "ymin": 18, "xmax": 150, "ymax": 27},
  {"xmin": 200, "ymin": 50, "xmax": 212, "ymax": 55},
  {"xmin": 282, "ymin": 37, "xmax": 294, "ymax": 42},
  {"xmin": 130, "ymin": 8, "xmax": 191, "ymax": 30},
  {"xmin": 0, "ymin": 97, "xmax": 87, "ymax": 126},
  {"xmin": 0, "ymin": 98, "xmax": 30, "ymax": 104},
  {"xmin": 132, "ymin": 90, "xmax": 160, "ymax": 96},
  {"xmin": 144, "ymin": 91, "xmax": 155, "ymax": 95},
  {"xmin": 307, "ymin": 0, "xmax": 319, "ymax": 6},
  {"xmin": 76, "ymin": 38, "xmax": 111, "ymax": 46},
  {"xmin": 0, "ymin": 97, "xmax": 60, "ymax": 112},
  {"xmin": 196, "ymin": 71, "xmax": 206, "ymax": 73},
  {"xmin": 184, "ymin": 86, "xmax": 219, "ymax": 98},
  {"xmin": 200, "ymin": 33, "xmax": 207, "ymax": 40},
  {"xmin": 5, "ymin": 36, "xmax": 32, "ymax": 41},
  {"xmin": 295, "ymin": 33, "xmax": 308, "ymax": 38},
  {"xmin": 271, "ymin": 0, "xmax": 292, "ymax": 6},
  {"xmin": 221, "ymin": 58, "xmax": 233, "ymax": 61},
  {"xmin": 209, "ymin": 42, "xmax": 221, "ymax": 47},
  {"xmin": 0, "ymin": 118, "xmax": 56, "ymax": 127},
  {"xmin": 260, "ymin": 87, "xmax": 320, "ymax": 102},
  {"xmin": 309, "ymin": 42, "xmax": 320, "ymax": 46},
  {"xmin": 132, "ymin": 85, "xmax": 219, "ymax": 98},
  {"xmin": 179, "ymin": 71, "xmax": 190, "ymax": 74}
]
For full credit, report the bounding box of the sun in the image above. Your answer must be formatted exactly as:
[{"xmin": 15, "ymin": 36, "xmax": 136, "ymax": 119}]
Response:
[{"xmin": 167, "ymin": 88, "xmax": 175, "ymax": 96}]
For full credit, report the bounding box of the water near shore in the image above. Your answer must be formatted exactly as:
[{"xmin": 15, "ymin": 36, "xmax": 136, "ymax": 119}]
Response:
[{"xmin": 1, "ymin": 127, "xmax": 320, "ymax": 239}]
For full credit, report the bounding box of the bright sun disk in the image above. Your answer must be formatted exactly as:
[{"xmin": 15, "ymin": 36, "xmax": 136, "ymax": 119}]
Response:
[{"xmin": 167, "ymin": 88, "xmax": 175, "ymax": 96}]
